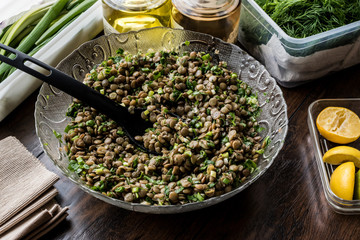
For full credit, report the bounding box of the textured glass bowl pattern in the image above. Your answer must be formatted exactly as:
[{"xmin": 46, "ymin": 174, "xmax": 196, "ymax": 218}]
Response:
[{"xmin": 35, "ymin": 27, "xmax": 288, "ymax": 214}]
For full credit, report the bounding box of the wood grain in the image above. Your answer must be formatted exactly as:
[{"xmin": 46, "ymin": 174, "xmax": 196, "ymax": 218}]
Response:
[{"xmin": 1, "ymin": 64, "xmax": 360, "ymax": 240}]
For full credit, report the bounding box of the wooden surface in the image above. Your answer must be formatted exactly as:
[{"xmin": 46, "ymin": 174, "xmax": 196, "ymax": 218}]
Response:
[{"xmin": 1, "ymin": 62, "xmax": 360, "ymax": 240}]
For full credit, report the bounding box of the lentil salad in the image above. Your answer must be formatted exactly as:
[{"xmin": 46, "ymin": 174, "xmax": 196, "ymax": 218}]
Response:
[{"xmin": 63, "ymin": 48, "xmax": 268, "ymax": 205}]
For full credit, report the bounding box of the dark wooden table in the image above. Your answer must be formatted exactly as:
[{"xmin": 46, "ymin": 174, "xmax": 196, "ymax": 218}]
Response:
[{"xmin": 1, "ymin": 63, "xmax": 360, "ymax": 239}]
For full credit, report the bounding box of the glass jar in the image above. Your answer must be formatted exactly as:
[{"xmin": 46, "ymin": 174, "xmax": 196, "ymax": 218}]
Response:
[
  {"xmin": 102, "ymin": 0, "xmax": 172, "ymax": 35},
  {"xmin": 171, "ymin": 0, "xmax": 240, "ymax": 43}
]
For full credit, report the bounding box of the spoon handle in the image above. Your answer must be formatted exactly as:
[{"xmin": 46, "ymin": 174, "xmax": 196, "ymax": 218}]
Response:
[{"xmin": 0, "ymin": 43, "xmax": 130, "ymax": 126}]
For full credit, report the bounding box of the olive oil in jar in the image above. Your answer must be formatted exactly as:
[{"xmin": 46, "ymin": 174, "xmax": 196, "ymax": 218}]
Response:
[
  {"xmin": 171, "ymin": 0, "xmax": 240, "ymax": 43},
  {"xmin": 102, "ymin": 0, "xmax": 172, "ymax": 35}
]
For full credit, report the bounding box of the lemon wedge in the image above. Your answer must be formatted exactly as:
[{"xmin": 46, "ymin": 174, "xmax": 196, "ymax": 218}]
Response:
[
  {"xmin": 316, "ymin": 107, "xmax": 360, "ymax": 144},
  {"xmin": 330, "ymin": 162, "xmax": 355, "ymax": 200},
  {"xmin": 354, "ymin": 170, "xmax": 360, "ymax": 200},
  {"xmin": 323, "ymin": 146, "xmax": 360, "ymax": 168}
]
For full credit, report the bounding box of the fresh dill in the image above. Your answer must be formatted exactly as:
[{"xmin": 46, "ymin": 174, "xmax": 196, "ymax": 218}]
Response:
[{"xmin": 255, "ymin": 0, "xmax": 360, "ymax": 38}]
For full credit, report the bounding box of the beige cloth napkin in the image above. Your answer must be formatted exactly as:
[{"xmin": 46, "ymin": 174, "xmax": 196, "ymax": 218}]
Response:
[
  {"xmin": 1, "ymin": 200, "xmax": 69, "ymax": 240},
  {"xmin": 0, "ymin": 187, "xmax": 58, "ymax": 234},
  {"xmin": 0, "ymin": 136, "xmax": 68, "ymax": 240}
]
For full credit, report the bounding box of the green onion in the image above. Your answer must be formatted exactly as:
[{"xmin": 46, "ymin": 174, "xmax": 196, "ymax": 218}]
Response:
[
  {"xmin": 223, "ymin": 178, "xmax": 230, "ymax": 184},
  {"xmin": 244, "ymin": 159, "xmax": 258, "ymax": 173},
  {"xmin": 133, "ymin": 157, "xmax": 138, "ymax": 168},
  {"xmin": 9, "ymin": 25, "xmax": 36, "ymax": 48},
  {"xmin": 201, "ymin": 53, "xmax": 211, "ymax": 61},
  {"xmin": 36, "ymin": 0, "xmax": 97, "ymax": 46},
  {"xmin": 175, "ymin": 187, "xmax": 184, "ymax": 194},
  {"xmin": 86, "ymin": 120, "xmax": 95, "ymax": 127},
  {"xmin": 164, "ymin": 186, "xmax": 170, "ymax": 196},
  {"xmin": 153, "ymin": 71, "xmax": 162, "ymax": 80},
  {"xmin": 195, "ymin": 192, "xmax": 204, "ymax": 201},
  {"xmin": 115, "ymin": 186, "xmax": 125, "ymax": 193},
  {"xmin": 208, "ymin": 182, "xmax": 216, "ymax": 188},
  {"xmin": 66, "ymin": 0, "xmax": 86, "ymax": 10},
  {"xmin": 116, "ymin": 48, "xmax": 124, "ymax": 55},
  {"xmin": 0, "ymin": 0, "xmax": 69, "ymax": 77},
  {"xmin": 184, "ymin": 151, "xmax": 192, "ymax": 157},
  {"xmin": 108, "ymin": 76, "xmax": 115, "ymax": 82},
  {"xmin": 221, "ymin": 136, "xmax": 229, "ymax": 144},
  {"xmin": 229, "ymin": 112, "xmax": 236, "ymax": 126},
  {"xmin": 0, "ymin": 25, "xmax": 12, "ymax": 41},
  {"xmin": 166, "ymin": 168, "xmax": 173, "ymax": 175},
  {"xmin": 0, "ymin": 4, "xmax": 50, "ymax": 55},
  {"xmin": 231, "ymin": 73, "xmax": 237, "ymax": 79},
  {"xmin": 256, "ymin": 149, "xmax": 265, "ymax": 154},
  {"xmin": 263, "ymin": 136, "xmax": 271, "ymax": 148},
  {"xmin": 170, "ymin": 175, "xmax": 176, "ymax": 182},
  {"xmin": 157, "ymin": 88, "xmax": 164, "ymax": 94}
]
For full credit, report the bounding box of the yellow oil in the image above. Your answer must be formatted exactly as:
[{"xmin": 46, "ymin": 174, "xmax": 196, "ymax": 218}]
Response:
[{"xmin": 102, "ymin": 0, "xmax": 172, "ymax": 34}]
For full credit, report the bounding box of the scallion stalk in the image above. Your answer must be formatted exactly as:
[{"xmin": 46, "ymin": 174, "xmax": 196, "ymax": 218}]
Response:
[
  {"xmin": 35, "ymin": 0, "xmax": 97, "ymax": 46},
  {"xmin": 0, "ymin": 0, "xmax": 69, "ymax": 77}
]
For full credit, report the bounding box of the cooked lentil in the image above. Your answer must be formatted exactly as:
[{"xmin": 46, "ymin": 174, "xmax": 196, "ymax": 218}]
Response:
[{"xmin": 64, "ymin": 49, "xmax": 266, "ymax": 205}]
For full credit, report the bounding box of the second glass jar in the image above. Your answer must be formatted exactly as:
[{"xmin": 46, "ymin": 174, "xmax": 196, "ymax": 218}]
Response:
[{"xmin": 171, "ymin": 0, "xmax": 241, "ymax": 43}]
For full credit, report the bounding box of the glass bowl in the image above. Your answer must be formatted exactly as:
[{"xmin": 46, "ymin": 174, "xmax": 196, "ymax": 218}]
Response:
[
  {"xmin": 308, "ymin": 99, "xmax": 360, "ymax": 214},
  {"xmin": 35, "ymin": 27, "xmax": 288, "ymax": 214}
]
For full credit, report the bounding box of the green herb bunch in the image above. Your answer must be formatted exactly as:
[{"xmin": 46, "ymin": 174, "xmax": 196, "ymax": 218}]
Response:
[{"xmin": 255, "ymin": 0, "xmax": 360, "ymax": 38}]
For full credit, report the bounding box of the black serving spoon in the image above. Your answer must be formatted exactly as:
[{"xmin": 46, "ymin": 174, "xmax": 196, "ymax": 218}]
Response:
[{"xmin": 0, "ymin": 43, "xmax": 161, "ymax": 154}]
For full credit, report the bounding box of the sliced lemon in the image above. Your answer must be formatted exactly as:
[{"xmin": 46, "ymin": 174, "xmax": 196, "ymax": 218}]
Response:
[
  {"xmin": 330, "ymin": 162, "xmax": 355, "ymax": 200},
  {"xmin": 323, "ymin": 146, "xmax": 360, "ymax": 168},
  {"xmin": 316, "ymin": 107, "xmax": 360, "ymax": 144},
  {"xmin": 354, "ymin": 170, "xmax": 360, "ymax": 200}
]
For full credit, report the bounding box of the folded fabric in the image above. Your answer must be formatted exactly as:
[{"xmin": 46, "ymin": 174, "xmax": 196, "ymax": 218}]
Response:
[
  {"xmin": 0, "ymin": 187, "xmax": 58, "ymax": 234},
  {"xmin": 23, "ymin": 203, "xmax": 69, "ymax": 240},
  {"xmin": 0, "ymin": 136, "xmax": 69, "ymax": 240},
  {"xmin": 0, "ymin": 200, "xmax": 69, "ymax": 240},
  {"xmin": 0, "ymin": 136, "xmax": 59, "ymax": 226}
]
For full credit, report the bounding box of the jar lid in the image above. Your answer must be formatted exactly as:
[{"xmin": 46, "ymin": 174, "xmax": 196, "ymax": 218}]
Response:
[
  {"xmin": 172, "ymin": 0, "xmax": 239, "ymax": 19},
  {"xmin": 103, "ymin": 0, "xmax": 167, "ymax": 11}
]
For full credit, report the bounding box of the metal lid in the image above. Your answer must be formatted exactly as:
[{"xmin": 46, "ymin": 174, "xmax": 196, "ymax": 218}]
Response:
[
  {"xmin": 172, "ymin": 0, "xmax": 240, "ymax": 19},
  {"xmin": 103, "ymin": 0, "xmax": 167, "ymax": 11}
]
